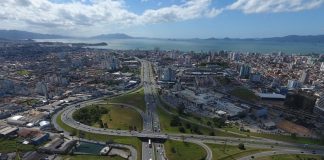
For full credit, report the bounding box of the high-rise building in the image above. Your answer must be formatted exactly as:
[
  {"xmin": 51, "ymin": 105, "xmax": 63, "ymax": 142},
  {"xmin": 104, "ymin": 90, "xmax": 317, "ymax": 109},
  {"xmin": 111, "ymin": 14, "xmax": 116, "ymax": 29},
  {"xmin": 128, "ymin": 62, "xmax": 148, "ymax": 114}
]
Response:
[
  {"xmin": 287, "ymin": 80, "xmax": 299, "ymax": 89},
  {"xmin": 271, "ymin": 78, "xmax": 280, "ymax": 88},
  {"xmin": 250, "ymin": 73, "xmax": 261, "ymax": 83},
  {"xmin": 229, "ymin": 52, "xmax": 240, "ymax": 61},
  {"xmin": 35, "ymin": 81, "xmax": 49, "ymax": 99},
  {"xmin": 101, "ymin": 56, "xmax": 121, "ymax": 70},
  {"xmin": 239, "ymin": 64, "xmax": 251, "ymax": 79},
  {"xmin": 320, "ymin": 62, "xmax": 324, "ymax": 72},
  {"xmin": 307, "ymin": 57, "xmax": 315, "ymax": 65},
  {"xmin": 159, "ymin": 67, "xmax": 176, "ymax": 82},
  {"xmin": 299, "ymin": 70, "xmax": 309, "ymax": 84},
  {"xmin": 313, "ymin": 93, "xmax": 324, "ymax": 118}
]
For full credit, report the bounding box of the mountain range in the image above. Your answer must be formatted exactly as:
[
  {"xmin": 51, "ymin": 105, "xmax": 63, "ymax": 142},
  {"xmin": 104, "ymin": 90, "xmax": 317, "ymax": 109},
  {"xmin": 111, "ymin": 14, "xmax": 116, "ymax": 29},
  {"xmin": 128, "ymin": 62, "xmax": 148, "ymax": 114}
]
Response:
[{"xmin": 0, "ymin": 30, "xmax": 324, "ymax": 43}]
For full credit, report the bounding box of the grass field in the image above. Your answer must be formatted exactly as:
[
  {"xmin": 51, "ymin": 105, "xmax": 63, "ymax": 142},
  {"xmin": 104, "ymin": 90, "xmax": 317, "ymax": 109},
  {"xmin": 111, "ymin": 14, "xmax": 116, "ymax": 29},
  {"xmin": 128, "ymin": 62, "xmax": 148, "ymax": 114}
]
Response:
[
  {"xmin": 256, "ymin": 154, "xmax": 324, "ymax": 160},
  {"xmin": 16, "ymin": 70, "xmax": 31, "ymax": 76},
  {"xmin": 0, "ymin": 138, "xmax": 36, "ymax": 153},
  {"xmin": 108, "ymin": 88, "xmax": 146, "ymax": 111},
  {"xmin": 92, "ymin": 104, "xmax": 143, "ymax": 131},
  {"xmin": 207, "ymin": 143, "xmax": 269, "ymax": 160},
  {"xmin": 56, "ymin": 112, "xmax": 142, "ymax": 160},
  {"xmin": 157, "ymin": 104, "xmax": 241, "ymax": 137},
  {"xmin": 164, "ymin": 140, "xmax": 207, "ymax": 160},
  {"xmin": 229, "ymin": 87, "xmax": 259, "ymax": 102},
  {"xmin": 62, "ymin": 155, "xmax": 125, "ymax": 160}
]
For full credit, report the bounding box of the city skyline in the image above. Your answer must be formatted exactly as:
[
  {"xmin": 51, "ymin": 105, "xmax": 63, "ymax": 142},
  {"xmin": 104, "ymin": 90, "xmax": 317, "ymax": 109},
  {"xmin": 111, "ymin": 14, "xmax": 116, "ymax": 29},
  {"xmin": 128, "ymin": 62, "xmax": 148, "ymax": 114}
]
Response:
[{"xmin": 0, "ymin": 0, "xmax": 324, "ymax": 38}]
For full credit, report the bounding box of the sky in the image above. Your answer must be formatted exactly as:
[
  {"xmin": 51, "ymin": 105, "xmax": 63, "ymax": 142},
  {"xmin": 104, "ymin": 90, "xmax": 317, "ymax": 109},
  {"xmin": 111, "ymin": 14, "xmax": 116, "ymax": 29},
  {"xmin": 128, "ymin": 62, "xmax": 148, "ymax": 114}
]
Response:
[{"xmin": 0, "ymin": 0, "xmax": 324, "ymax": 38}]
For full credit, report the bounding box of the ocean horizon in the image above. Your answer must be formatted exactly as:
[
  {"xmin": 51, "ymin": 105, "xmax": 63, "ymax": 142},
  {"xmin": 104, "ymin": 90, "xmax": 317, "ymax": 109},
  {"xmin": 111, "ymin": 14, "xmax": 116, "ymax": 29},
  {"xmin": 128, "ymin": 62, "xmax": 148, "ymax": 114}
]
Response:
[{"xmin": 35, "ymin": 38, "xmax": 324, "ymax": 54}]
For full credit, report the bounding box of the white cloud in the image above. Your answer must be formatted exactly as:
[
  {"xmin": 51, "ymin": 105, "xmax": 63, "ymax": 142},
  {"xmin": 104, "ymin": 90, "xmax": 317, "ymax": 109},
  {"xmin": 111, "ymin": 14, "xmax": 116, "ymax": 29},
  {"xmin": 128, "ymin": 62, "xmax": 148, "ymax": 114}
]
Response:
[
  {"xmin": 0, "ymin": 0, "xmax": 323, "ymax": 35},
  {"xmin": 0, "ymin": 0, "xmax": 220, "ymax": 35},
  {"xmin": 227, "ymin": 0, "xmax": 324, "ymax": 13},
  {"xmin": 138, "ymin": 0, "xmax": 221, "ymax": 24}
]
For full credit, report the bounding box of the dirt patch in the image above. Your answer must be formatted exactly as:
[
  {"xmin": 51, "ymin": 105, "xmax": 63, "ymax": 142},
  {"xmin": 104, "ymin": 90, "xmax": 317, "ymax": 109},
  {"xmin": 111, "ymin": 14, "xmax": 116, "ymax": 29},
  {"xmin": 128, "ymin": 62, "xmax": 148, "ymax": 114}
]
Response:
[{"xmin": 277, "ymin": 120, "xmax": 312, "ymax": 137}]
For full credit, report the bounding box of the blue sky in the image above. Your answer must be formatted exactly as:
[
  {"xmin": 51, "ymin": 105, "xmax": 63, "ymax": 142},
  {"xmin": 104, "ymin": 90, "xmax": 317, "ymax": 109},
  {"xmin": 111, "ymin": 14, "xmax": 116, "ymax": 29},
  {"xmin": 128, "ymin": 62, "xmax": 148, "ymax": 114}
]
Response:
[{"xmin": 0, "ymin": 0, "xmax": 323, "ymax": 38}]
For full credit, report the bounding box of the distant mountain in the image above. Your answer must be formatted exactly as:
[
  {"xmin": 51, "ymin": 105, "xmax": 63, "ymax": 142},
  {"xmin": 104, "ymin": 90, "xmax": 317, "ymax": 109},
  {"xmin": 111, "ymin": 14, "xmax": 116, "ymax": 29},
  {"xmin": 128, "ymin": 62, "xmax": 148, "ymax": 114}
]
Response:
[
  {"xmin": 0, "ymin": 30, "xmax": 323, "ymax": 43},
  {"xmin": 204, "ymin": 35, "xmax": 324, "ymax": 43},
  {"xmin": 262, "ymin": 35, "xmax": 324, "ymax": 43},
  {"xmin": 90, "ymin": 33, "xmax": 133, "ymax": 39},
  {"xmin": 0, "ymin": 30, "xmax": 69, "ymax": 40}
]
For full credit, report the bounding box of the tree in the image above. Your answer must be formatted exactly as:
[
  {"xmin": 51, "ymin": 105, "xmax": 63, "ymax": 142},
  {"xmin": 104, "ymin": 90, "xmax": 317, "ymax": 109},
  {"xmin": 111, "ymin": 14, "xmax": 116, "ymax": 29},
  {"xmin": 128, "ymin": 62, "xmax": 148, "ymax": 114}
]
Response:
[
  {"xmin": 99, "ymin": 120, "xmax": 104, "ymax": 128},
  {"xmin": 209, "ymin": 132, "xmax": 215, "ymax": 136},
  {"xmin": 178, "ymin": 103, "xmax": 186, "ymax": 115},
  {"xmin": 170, "ymin": 116, "xmax": 182, "ymax": 127},
  {"xmin": 171, "ymin": 147, "xmax": 176, "ymax": 153},
  {"xmin": 213, "ymin": 117, "xmax": 225, "ymax": 128},
  {"xmin": 291, "ymin": 133, "xmax": 297, "ymax": 139},
  {"xmin": 185, "ymin": 123, "xmax": 191, "ymax": 129},
  {"xmin": 179, "ymin": 127, "xmax": 186, "ymax": 133},
  {"xmin": 238, "ymin": 143, "xmax": 245, "ymax": 150},
  {"xmin": 320, "ymin": 135, "xmax": 324, "ymax": 144},
  {"xmin": 106, "ymin": 139, "xmax": 114, "ymax": 144},
  {"xmin": 192, "ymin": 125, "xmax": 202, "ymax": 135},
  {"xmin": 70, "ymin": 129, "xmax": 77, "ymax": 136}
]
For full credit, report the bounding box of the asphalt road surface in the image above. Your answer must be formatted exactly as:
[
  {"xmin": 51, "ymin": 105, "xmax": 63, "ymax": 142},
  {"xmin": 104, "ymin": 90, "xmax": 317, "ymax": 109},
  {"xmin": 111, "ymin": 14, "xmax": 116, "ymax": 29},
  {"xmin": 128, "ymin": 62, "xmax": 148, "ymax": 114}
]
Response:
[{"xmin": 52, "ymin": 59, "xmax": 324, "ymax": 160}]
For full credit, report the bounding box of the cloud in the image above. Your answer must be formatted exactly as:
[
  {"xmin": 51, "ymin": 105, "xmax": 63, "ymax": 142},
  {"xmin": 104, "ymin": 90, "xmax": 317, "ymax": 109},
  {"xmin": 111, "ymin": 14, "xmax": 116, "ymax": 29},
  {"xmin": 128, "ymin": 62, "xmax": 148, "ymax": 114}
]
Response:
[
  {"xmin": 227, "ymin": 0, "xmax": 324, "ymax": 13},
  {"xmin": 138, "ymin": 0, "xmax": 221, "ymax": 24},
  {"xmin": 0, "ymin": 0, "xmax": 322, "ymax": 35},
  {"xmin": 0, "ymin": 0, "xmax": 219, "ymax": 34}
]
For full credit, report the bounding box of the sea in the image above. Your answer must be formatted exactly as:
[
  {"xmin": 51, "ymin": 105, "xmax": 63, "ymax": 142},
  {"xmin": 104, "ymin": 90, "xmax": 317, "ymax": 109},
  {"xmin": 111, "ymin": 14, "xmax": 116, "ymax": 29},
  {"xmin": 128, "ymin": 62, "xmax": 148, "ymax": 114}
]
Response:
[{"xmin": 35, "ymin": 38, "xmax": 324, "ymax": 54}]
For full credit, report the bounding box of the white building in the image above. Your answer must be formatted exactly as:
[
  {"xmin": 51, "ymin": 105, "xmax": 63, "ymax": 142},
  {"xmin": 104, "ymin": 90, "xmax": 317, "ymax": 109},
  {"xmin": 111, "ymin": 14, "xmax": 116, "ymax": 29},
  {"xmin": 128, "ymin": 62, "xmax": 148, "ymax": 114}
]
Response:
[
  {"xmin": 35, "ymin": 81, "xmax": 48, "ymax": 99},
  {"xmin": 159, "ymin": 67, "xmax": 176, "ymax": 82},
  {"xmin": 239, "ymin": 64, "xmax": 251, "ymax": 79},
  {"xmin": 314, "ymin": 93, "xmax": 324, "ymax": 118},
  {"xmin": 320, "ymin": 62, "xmax": 324, "ymax": 72},
  {"xmin": 299, "ymin": 70, "xmax": 309, "ymax": 84},
  {"xmin": 287, "ymin": 80, "xmax": 299, "ymax": 89}
]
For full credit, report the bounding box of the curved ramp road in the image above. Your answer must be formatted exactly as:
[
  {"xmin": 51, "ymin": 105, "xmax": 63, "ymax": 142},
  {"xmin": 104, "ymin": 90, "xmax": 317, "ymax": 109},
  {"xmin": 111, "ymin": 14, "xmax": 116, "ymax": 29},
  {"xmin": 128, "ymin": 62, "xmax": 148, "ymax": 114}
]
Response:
[
  {"xmin": 52, "ymin": 59, "xmax": 324, "ymax": 160},
  {"xmin": 237, "ymin": 149, "xmax": 324, "ymax": 160}
]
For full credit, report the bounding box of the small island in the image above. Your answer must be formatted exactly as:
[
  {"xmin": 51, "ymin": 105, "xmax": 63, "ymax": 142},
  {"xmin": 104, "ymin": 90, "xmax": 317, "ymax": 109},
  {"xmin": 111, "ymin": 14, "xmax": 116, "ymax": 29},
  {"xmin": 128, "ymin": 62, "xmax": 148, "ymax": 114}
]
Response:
[{"xmin": 71, "ymin": 42, "xmax": 108, "ymax": 47}]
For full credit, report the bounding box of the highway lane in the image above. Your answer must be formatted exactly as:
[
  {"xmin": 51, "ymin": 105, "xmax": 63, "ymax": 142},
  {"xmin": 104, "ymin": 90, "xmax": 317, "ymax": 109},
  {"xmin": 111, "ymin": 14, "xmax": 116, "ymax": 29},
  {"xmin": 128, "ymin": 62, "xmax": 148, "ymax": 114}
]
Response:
[
  {"xmin": 54, "ymin": 102, "xmax": 324, "ymax": 150},
  {"xmin": 237, "ymin": 149, "xmax": 324, "ymax": 160},
  {"xmin": 53, "ymin": 95, "xmax": 324, "ymax": 160},
  {"xmin": 52, "ymin": 59, "xmax": 324, "ymax": 160},
  {"xmin": 142, "ymin": 60, "xmax": 166, "ymax": 160}
]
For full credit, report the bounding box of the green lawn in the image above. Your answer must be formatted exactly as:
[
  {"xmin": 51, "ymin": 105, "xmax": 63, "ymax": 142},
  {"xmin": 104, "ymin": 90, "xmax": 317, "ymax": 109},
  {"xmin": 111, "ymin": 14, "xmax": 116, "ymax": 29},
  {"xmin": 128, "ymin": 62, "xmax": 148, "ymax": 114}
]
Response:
[
  {"xmin": 256, "ymin": 154, "xmax": 324, "ymax": 160},
  {"xmin": 0, "ymin": 138, "xmax": 36, "ymax": 153},
  {"xmin": 16, "ymin": 70, "xmax": 31, "ymax": 76},
  {"xmin": 207, "ymin": 143, "xmax": 269, "ymax": 160},
  {"xmin": 108, "ymin": 88, "xmax": 146, "ymax": 111},
  {"xmin": 98, "ymin": 104, "xmax": 143, "ymax": 131},
  {"xmin": 164, "ymin": 140, "xmax": 207, "ymax": 160},
  {"xmin": 62, "ymin": 155, "xmax": 125, "ymax": 160},
  {"xmin": 56, "ymin": 112, "xmax": 142, "ymax": 160},
  {"xmin": 229, "ymin": 87, "xmax": 259, "ymax": 102},
  {"xmin": 18, "ymin": 99, "xmax": 39, "ymax": 106},
  {"xmin": 157, "ymin": 105, "xmax": 241, "ymax": 137}
]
